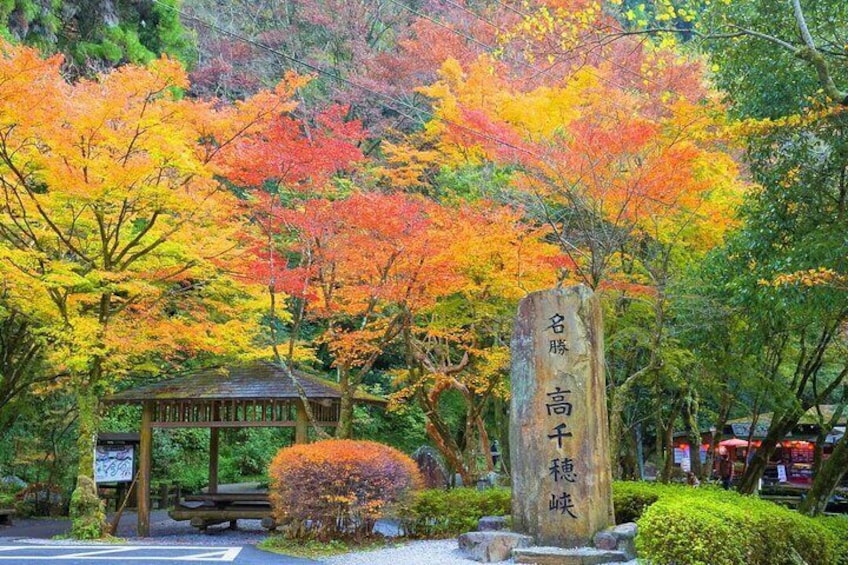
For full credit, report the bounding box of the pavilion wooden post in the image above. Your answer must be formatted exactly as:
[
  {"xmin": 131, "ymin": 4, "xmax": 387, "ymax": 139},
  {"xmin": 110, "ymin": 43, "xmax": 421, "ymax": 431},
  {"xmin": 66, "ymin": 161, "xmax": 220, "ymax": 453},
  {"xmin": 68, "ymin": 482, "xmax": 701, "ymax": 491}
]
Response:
[
  {"xmin": 209, "ymin": 402, "xmax": 220, "ymax": 494},
  {"xmin": 138, "ymin": 400, "xmax": 153, "ymax": 537},
  {"xmin": 295, "ymin": 399, "xmax": 309, "ymax": 444},
  {"xmin": 209, "ymin": 428, "xmax": 220, "ymax": 494}
]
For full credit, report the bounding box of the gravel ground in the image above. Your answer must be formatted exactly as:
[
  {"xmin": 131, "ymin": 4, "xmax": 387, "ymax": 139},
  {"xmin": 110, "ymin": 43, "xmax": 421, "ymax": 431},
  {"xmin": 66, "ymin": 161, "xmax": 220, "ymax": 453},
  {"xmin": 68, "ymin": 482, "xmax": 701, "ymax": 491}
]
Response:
[
  {"xmin": 323, "ymin": 539, "xmax": 509, "ymax": 565},
  {"xmin": 322, "ymin": 540, "xmax": 639, "ymax": 565}
]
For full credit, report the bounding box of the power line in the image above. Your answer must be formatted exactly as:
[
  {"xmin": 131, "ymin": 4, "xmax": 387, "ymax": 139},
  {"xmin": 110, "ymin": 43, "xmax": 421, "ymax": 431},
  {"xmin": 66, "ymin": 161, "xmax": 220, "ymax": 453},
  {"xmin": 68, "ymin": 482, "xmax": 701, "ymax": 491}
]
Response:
[
  {"xmin": 491, "ymin": 0, "xmax": 529, "ymax": 18},
  {"xmin": 436, "ymin": 0, "xmax": 506, "ymax": 33},
  {"xmin": 384, "ymin": 0, "xmax": 495, "ymax": 52},
  {"xmin": 154, "ymin": 0, "xmax": 681, "ymax": 166},
  {"xmin": 152, "ymin": 0, "xmax": 538, "ymax": 157},
  {"xmin": 385, "ymin": 0, "xmax": 633, "ymax": 92},
  {"xmin": 151, "ymin": 0, "xmax": 700, "ymax": 229}
]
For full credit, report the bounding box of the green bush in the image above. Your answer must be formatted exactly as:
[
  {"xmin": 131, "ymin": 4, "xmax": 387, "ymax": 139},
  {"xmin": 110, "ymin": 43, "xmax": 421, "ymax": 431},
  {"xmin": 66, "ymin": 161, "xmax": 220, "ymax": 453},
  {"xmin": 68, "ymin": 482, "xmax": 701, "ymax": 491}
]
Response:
[
  {"xmin": 630, "ymin": 483, "xmax": 840, "ymax": 565},
  {"xmin": 612, "ymin": 481, "xmax": 662, "ymax": 523},
  {"xmin": 820, "ymin": 516, "xmax": 848, "ymax": 565},
  {"xmin": 638, "ymin": 498, "xmax": 746, "ymax": 565},
  {"xmin": 400, "ymin": 487, "xmax": 511, "ymax": 538}
]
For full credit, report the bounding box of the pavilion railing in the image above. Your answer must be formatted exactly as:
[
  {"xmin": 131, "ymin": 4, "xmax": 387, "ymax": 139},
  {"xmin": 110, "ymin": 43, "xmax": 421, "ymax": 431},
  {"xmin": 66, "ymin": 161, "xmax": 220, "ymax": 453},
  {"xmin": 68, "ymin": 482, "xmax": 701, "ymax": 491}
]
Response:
[{"xmin": 149, "ymin": 399, "xmax": 340, "ymax": 428}]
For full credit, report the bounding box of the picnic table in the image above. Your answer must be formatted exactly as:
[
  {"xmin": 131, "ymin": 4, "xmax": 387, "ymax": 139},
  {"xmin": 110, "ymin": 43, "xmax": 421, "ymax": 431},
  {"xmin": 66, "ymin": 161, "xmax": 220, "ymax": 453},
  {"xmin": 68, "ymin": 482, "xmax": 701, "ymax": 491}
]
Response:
[{"xmin": 168, "ymin": 491, "xmax": 275, "ymax": 532}]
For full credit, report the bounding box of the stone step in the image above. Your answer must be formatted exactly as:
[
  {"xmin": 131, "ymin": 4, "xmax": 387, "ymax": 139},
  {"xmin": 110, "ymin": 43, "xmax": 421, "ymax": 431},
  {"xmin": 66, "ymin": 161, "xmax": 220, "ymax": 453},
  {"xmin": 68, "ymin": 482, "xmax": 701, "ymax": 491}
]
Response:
[{"xmin": 513, "ymin": 546, "xmax": 629, "ymax": 565}]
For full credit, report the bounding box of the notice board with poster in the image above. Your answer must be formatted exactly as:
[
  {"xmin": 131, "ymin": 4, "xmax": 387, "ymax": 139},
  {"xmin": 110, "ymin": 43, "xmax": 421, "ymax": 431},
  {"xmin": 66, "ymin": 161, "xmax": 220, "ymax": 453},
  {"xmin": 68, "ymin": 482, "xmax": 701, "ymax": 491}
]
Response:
[{"xmin": 95, "ymin": 445, "xmax": 134, "ymax": 483}]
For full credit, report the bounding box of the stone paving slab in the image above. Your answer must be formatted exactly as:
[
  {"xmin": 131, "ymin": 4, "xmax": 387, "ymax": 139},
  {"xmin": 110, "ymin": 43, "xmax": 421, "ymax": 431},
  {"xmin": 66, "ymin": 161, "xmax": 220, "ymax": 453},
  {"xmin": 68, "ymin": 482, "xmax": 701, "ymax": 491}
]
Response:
[{"xmin": 513, "ymin": 546, "xmax": 628, "ymax": 565}]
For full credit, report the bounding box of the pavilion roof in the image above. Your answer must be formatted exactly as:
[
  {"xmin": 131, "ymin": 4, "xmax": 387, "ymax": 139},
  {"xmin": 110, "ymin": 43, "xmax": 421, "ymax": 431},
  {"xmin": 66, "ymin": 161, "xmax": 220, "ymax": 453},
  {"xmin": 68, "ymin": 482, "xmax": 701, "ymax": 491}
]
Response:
[{"xmin": 106, "ymin": 361, "xmax": 385, "ymax": 405}]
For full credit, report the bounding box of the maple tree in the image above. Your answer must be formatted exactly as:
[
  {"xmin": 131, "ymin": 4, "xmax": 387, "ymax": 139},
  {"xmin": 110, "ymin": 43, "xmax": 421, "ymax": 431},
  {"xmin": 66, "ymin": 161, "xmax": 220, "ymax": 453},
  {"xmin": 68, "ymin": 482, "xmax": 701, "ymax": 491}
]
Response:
[
  {"xmin": 0, "ymin": 39, "xmax": 305, "ymax": 537},
  {"xmin": 393, "ymin": 24, "xmax": 744, "ymax": 473},
  {"xmin": 246, "ymin": 192, "xmax": 462, "ymax": 438},
  {"xmin": 220, "ymin": 97, "xmax": 366, "ymax": 434},
  {"xmin": 391, "ymin": 204, "xmax": 558, "ymax": 483}
]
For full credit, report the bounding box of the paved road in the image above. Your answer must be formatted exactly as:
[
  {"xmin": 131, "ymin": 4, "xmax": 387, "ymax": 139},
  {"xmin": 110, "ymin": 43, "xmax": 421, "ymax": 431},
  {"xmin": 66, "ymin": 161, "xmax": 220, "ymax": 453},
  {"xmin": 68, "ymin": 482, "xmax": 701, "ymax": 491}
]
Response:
[{"xmin": 0, "ymin": 542, "xmax": 320, "ymax": 565}]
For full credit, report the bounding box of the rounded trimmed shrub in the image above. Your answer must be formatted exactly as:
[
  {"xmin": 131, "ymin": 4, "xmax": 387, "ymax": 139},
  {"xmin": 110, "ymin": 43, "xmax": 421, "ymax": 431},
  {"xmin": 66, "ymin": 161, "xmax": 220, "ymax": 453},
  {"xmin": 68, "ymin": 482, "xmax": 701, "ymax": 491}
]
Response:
[
  {"xmin": 268, "ymin": 439, "xmax": 422, "ymax": 540},
  {"xmin": 632, "ymin": 483, "xmax": 839, "ymax": 565}
]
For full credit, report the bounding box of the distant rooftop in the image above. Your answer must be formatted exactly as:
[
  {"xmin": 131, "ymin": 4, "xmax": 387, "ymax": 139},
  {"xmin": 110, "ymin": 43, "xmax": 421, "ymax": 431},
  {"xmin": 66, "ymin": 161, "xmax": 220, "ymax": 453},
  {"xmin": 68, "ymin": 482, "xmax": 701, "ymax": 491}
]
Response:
[
  {"xmin": 106, "ymin": 361, "xmax": 385, "ymax": 405},
  {"xmin": 726, "ymin": 405, "xmax": 847, "ymax": 428}
]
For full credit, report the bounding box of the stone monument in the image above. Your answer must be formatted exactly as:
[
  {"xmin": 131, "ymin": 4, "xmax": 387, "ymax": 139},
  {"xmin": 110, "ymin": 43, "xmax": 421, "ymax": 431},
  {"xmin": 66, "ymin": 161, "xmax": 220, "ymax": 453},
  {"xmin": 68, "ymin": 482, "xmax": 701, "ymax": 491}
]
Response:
[{"xmin": 509, "ymin": 285, "xmax": 614, "ymax": 548}]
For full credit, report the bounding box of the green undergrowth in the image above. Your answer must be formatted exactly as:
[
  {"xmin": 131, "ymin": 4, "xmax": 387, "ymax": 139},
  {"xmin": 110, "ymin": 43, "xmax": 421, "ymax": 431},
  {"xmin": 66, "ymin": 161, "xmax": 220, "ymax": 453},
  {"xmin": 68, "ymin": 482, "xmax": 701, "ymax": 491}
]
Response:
[{"xmin": 399, "ymin": 487, "xmax": 511, "ymax": 538}]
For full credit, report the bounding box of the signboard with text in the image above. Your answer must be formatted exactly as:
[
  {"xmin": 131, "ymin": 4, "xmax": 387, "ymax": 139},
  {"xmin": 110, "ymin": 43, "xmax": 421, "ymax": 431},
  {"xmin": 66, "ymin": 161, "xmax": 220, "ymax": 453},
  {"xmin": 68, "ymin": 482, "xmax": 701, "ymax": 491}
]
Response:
[{"xmin": 95, "ymin": 445, "xmax": 134, "ymax": 483}]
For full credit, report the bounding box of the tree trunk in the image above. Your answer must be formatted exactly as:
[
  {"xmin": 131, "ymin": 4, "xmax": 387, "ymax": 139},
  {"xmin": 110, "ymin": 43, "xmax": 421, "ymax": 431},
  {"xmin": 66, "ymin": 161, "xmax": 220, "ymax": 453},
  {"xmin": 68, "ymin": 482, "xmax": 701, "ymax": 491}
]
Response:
[
  {"xmin": 609, "ymin": 385, "xmax": 633, "ymax": 479},
  {"xmin": 69, "ymin": 387, "xmax": 105, "ymax": 539},
  {"xmin": 658, "ymin": 405, "xmax": 679, "ymax": 483},
  {"xmin": 336, "ymin": 370, "xmax": 354, "ymax": 439},
  {"xmin": 705, "ymin": 390, "xmax": 732, "ymax": 480},
  {"xmin": 682, "ymin": 394, "xmax": 703, "ymax": 479},
  {"xmin": 737, "ymin": 408, "xmax": 802, "ymax": 494},
  {"xmin": 620, "ymin": 429, "xmax": 639, "ymax": 480},
  {"xmin": 494, "ymin": 394, "xmax": 510, "ymax": 475},
  {"xmin": 799, "ymin": 435, "xmax": 848, "ymax": 516}
]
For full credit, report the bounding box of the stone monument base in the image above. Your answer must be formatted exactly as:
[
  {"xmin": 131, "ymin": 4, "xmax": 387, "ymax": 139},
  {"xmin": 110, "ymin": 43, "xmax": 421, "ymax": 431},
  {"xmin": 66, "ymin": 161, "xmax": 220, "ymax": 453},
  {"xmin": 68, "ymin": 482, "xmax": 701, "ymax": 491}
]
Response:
[
  {"xmin": 512, "ymin": 546, "xmax": 629, "ymax": 565},
  {"xmin": 458, "ymin": 531, "xmax": 533, "ymax": 562}
]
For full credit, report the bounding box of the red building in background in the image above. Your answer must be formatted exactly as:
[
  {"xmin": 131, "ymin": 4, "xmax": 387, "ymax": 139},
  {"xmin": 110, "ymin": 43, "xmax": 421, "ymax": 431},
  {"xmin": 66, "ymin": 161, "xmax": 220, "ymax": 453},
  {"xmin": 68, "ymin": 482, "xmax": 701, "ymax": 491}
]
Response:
[{"xmin": 673, "ymin": 405, "xmax": 845, "ymax": 487}]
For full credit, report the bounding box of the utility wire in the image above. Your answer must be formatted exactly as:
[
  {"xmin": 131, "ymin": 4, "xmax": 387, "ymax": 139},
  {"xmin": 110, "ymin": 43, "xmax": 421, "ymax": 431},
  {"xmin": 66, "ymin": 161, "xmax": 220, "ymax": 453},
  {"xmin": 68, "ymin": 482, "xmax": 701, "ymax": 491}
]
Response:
[
  {"xmin": 155, "ymin": 0, "xmax": 681, "ymax": 163},
  {"xmin": 383, "ymin": 0, "xmax": 495, "ymax": 52},
  {"xmin": 153, "ymin": 0, "xmax": 696, "ymax": 225},
  {"xmin": 384, "ymin": 0, "xmax": 640, "ymax": 92},
  {"xmin": 152, "ymin": 0, "xmax": 537, "ymax": 157}
]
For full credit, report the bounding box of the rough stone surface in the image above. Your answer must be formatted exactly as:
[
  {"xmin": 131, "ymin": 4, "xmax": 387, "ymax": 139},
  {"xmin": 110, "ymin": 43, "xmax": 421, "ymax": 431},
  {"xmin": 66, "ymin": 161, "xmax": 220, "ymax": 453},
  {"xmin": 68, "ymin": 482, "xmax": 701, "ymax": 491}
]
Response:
[
  {"xmin": 478, "ymin": 516, "xmax": 508, "ymax": 532},
  {"xmin": 458, "ymin": 531, "xmax": 533, "ymax": 562},
  {"xmin": 509, "ymin": 285, "xmax": 614, "ymax": 547},
  {"xmin": 610, "ymin": 523, "xmax": 637, "ymax": 538},
  {"xmin": 592, "ymin": 530, "xmax": 617, "ymax": 550},
  {"xmin": 610, "ymin": 523, "xmax": 637, "ymax": 559},
  {"xmin": 413, "ymin": 446, "xmax": 449, "ymax": 488},
  {"xmin": 513, "ymin": 546, "xmax": 628, "ymax": 565}
]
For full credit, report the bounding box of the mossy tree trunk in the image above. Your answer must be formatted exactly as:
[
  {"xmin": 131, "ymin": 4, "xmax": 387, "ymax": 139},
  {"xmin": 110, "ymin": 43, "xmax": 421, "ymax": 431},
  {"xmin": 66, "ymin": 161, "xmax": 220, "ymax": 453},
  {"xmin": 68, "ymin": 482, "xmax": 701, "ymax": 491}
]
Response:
[
  {"xmin": 682, "ymin": 392, "xmax": 703, "ymax": 479},
  {"xmin": 799, "ymin": 435, "xmax": 848, "ymax": 516},
  {"xmin": 737, "ymin": 408, "xmax": 800, "ymax": 494},
  {"xmin": 70, "ymin": 384, "xmax": 105, "ymax": 539}
]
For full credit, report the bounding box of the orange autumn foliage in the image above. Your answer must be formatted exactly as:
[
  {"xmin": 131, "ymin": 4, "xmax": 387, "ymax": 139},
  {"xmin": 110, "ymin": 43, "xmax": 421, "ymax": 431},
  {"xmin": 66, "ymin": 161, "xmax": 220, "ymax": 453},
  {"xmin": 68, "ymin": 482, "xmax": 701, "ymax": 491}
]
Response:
[
  {"xmin": 0, "ymin": 39, "xmax": 304, "ymax": 379},
  {"xmin": 268, "ymin": 439, "xmax": 422, "ymax": 540}
]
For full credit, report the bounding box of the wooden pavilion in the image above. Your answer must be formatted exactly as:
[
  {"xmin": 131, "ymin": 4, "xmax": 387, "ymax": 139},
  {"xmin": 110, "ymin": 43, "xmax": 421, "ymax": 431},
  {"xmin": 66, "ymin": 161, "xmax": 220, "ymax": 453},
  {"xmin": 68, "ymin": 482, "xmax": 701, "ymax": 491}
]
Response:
[{"xmin": 105, "ymin": 361, "xmax": 384, "ymax": 536}]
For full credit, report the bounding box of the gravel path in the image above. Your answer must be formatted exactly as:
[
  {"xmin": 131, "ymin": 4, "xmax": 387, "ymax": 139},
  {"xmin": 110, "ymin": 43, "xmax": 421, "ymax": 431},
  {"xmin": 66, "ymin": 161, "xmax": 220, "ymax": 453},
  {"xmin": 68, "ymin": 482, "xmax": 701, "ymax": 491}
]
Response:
[{"xmin": 323, "ymin": 539, "xmax": 509, "ymax": 565}]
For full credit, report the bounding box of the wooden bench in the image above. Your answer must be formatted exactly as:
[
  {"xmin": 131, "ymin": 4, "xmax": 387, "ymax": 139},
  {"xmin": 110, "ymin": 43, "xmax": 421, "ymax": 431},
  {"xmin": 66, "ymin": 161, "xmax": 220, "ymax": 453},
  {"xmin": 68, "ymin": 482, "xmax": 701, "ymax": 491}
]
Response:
[
  {"xmin": 169, "ymin": 493, "xmax": 275, "ymax": 532},
  {"xmin": 0, "ymin": 509, "xmax": 14, "ymax": 526},
  {"xmin": 183, "ymin": 493, "xmax": 270, "ymax": 505}
]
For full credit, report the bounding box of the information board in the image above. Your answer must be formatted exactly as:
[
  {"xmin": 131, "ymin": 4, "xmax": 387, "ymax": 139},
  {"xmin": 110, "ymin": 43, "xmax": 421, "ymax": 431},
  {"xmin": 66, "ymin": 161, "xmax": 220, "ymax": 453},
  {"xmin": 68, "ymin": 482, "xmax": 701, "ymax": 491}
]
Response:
[{"xmin": 95, "ymin": 445, "xmax": 134, "ymax": 483}]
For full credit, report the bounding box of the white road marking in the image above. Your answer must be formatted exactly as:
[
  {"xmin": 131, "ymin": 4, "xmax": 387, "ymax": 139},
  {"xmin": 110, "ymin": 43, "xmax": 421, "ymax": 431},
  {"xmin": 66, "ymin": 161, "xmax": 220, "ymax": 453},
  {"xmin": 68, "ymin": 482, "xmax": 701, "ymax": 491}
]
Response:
[
  {"xmin": 0, "ymin": 545, "xmax": 243, "ymax": 562},
  {"xmin": 182, "ymin": 549, "xmax": 242, "ymax": 561},
  {"xmin": 60, "ymin": 547, "xmax": 140, "ymax": 558}
]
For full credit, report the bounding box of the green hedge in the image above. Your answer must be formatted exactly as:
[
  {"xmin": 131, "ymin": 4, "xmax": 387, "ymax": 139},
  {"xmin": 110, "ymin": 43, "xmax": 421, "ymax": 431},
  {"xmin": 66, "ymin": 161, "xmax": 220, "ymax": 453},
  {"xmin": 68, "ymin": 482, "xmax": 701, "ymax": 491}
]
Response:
[
  {"xmin": 399, "ymin": 487, "xmax": 511, "ymax": 538},
  {"xmin": 820, "ymin": 516, "xmax": 848, "ymax": 565},
  {"xmin": 612, "ymin": 480, "xmax": 662, "ymax": 523},
  {"xmin": 397, "ymin": 482, "xmax": 848, "ymax": 564},
  {"xmin": 614, "ymin": 482, "xmax": 845, "ymax": 565}
]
